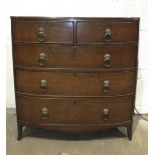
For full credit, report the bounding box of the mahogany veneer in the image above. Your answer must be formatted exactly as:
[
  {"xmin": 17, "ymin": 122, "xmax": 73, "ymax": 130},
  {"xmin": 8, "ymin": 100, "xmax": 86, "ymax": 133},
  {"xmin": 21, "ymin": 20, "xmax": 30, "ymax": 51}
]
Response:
[{"xmin": 11, "ymin": 17, "xmax": 139, "ymax": 140}]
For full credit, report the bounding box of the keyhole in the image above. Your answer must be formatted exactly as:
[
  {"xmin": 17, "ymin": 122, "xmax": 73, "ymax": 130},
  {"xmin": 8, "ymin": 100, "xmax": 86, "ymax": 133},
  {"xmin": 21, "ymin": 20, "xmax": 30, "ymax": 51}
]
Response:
[
  {"xmin": 74, "ymin": 73, "xmax": 77, "ymax": 77},
  {"xmin": 72, "ymin": 47, "xmax": 77, "ymax": 56}
]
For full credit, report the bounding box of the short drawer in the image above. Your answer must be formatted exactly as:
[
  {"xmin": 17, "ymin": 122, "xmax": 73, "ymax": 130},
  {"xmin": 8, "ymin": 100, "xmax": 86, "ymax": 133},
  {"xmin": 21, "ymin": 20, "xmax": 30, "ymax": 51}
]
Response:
[
  {"xmin": 12, "ymin": 21, "xmax": 73, "ymax": 43},
  {"xmin": 17, "ymin": 95, "xmax": 133, "ymax": 124},
  {"xmin": 16, "ymin": 70, "xmax": 135, "ymax": 96},
  {"xmin": 14, "ymin": 45, "xmax": 137, "ymax": 69},
  {"xmin": 77, "ymin": 21, "xmax": 139, "ymax": 43}
]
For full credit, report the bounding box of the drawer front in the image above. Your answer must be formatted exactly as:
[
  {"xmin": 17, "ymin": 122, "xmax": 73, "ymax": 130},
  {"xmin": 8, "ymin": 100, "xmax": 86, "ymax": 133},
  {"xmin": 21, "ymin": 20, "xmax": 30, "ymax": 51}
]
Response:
[
  {"xmin": 12, "ymin": 21, "xmax": 73, "ymax": 43},
  {"xmin": 16, "ymin": 70, "xmax": 135, "ymax": 96},
  {"xmin": 77, "ymin": 21, "xmax": 138, "ymax": 43},
  {"xmin": 17, "ymin": 96, "xmax": 133, "ymax": 124},
  {"xmin": 14, "ymin": 45, "xmax": 137, "ymax": 69}
]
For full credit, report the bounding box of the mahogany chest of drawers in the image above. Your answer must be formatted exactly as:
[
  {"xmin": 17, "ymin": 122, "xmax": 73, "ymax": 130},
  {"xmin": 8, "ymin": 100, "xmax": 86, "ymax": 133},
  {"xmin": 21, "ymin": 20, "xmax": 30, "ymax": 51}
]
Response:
[{"xmin": 11, "ymin": 17, "xmax": 139, "ymax": 140}]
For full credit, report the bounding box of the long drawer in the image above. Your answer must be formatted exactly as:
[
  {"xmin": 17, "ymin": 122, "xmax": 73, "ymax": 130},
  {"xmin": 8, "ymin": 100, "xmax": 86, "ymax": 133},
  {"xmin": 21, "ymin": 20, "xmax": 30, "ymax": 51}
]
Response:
[
  {"xmin": 16, "ymin": 70, "xmax": 135, "ymax": 96},
  {"xmin": 17, "ymin": 95, "xmax": 133, "ymax": 124},
  {"xmin": 12, "ymin": 21, "xmax": 73, "ymax": 43},
  {"xmin": 14, "ymin": 45, "xmax": 137, "ymax": 69},
  {"xmin": 77, "ymin": 21, "xmax": 139, "ymax": 43}
]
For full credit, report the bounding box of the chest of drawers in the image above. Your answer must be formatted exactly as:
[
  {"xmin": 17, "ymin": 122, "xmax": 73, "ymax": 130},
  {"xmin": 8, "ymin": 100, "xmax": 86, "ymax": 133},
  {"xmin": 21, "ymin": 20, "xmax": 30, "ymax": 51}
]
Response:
[{"xmin": 11, "ymin": 17, "xmax": 139, "ymax": 140}]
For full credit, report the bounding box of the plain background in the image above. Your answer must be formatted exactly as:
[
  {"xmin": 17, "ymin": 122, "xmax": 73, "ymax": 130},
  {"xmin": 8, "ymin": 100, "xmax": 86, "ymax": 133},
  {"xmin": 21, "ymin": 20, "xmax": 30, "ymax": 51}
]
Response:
[{"xmin": 5, "ymin": 0, "xmax": 148, "ymax": 113}]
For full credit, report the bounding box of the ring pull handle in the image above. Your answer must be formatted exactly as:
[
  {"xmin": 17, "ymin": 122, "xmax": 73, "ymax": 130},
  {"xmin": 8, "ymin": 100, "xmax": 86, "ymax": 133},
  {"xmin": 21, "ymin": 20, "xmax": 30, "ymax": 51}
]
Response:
[
  {"xmin": 40, "ymin": 80, "xmax": 47, "ymax": 91},
  {"xmin": 38, "ymin": 53, "xmax": 46, "ymax": 66},
  {"xmin": 104, "ymin": 26, "xmax": 112, "ymax": 42},
  {"xmin": 104, "ymin": 54, "xmax": 111, "ymax": 68},
  {"xmin": 103, "ymin": 80, "xmax": 110, "ymax": 93},
  {"xmin": 41, "ymin": 108, "xmax": 48, "ymax": 120},
  {"xmin": 102, "ymin": 109, "xmax": 109, "ymax": 120},
  {"xmin": 37, "ymin": 27, "xmax": 46, "ymax": 42}
]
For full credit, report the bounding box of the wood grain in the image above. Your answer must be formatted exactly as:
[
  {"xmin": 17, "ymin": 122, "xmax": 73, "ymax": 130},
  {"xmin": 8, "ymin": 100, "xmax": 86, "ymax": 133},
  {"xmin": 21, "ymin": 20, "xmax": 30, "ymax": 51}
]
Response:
[
  {"xmin": 14, "ymin": 44, "xmax": 137, "ymax": 69},
  {"xmin": 77, "ymin": 21, "xmax": 139, "ymax": 43},
  {"xmin": 11, "ymin": 17, "xmax": 139, "ymax": 140},
  {"xmin": 16, "ymin": 70, "xmax": 135, "ymax": 96},
  {"xmin": 12, "ymin": 21, "xmax": 73, "ymax": 43},
  {"xmin": 17, "ymin": 95, "xmax": 133, "ymax": 124}
]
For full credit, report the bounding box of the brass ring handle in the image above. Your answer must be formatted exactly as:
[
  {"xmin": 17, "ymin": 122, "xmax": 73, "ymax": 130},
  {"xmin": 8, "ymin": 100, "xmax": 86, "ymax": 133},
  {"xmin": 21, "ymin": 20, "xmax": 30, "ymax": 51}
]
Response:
[
  {"xmin": 40, "ymin": 80, "xmax": 47, "ymax": 91},
  {"xmin": 103, "ymin": 80, "xmax": 110, "ymax": 93},
  {"xmin": 104, "ymin": 54, "xmax": 111, "ymax": 68},
  {"xmin": 38, "ymin": 53, "xmax": 46, "ymax": 66},
  {"xmin": 37, "ymin": 27, "xmax": 46, "ymax": 42},
  {"xmin": 104, "ymin": 27, "xmax": 112, "ymax": 42},
  {"xmin": 41, "ymin": 108, "xmax": 48, "ymax": 120},
  {"xmin": 102, "ymin": 109, "xmax": 109, "ymax": 120}
]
